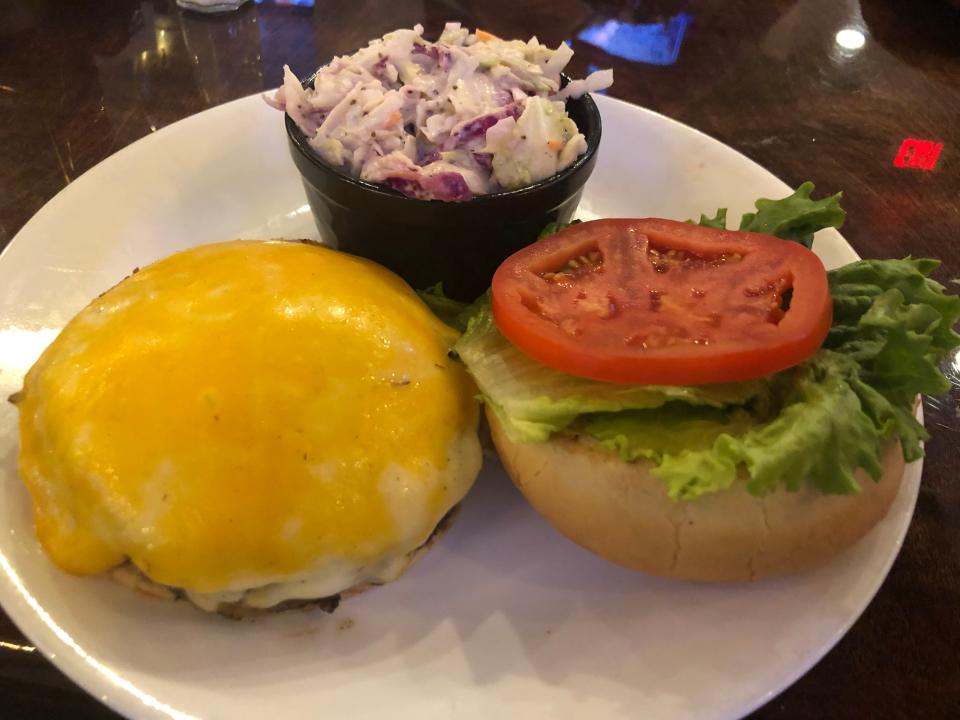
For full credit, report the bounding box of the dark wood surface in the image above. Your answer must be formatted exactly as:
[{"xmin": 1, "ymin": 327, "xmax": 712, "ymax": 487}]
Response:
[{"xmin": 2, "ymin": 0, "xmax": 959, "ymax": 718}]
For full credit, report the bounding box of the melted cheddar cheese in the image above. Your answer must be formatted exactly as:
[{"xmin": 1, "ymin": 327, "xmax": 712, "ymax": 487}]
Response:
[{"xmin": 17, "ymin": 241, "xmax": 481, "ymax": 596}]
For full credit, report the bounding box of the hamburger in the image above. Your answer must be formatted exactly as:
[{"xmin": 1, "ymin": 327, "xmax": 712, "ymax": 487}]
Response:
[
  {"xmin": 14, "ymin": 240, "xmax": 482, "ymax": 615},
  {"xmin": 448, "ymin": 184, "xmax": 959, "ymax": 581}
]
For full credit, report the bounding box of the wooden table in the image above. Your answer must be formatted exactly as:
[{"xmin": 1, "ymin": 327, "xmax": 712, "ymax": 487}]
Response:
[{"xmin": 1, "ymin": 0, "xmax": 958, "ymax": 717}]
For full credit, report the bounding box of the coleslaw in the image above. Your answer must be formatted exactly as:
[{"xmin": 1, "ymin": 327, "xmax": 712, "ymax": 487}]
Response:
[{"xmin": 267, "ymin": 23, "xmax": 612, "ymax": 201}]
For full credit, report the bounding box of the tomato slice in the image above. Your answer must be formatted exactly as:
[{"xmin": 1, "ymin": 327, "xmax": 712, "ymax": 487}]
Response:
[{"xmin": 490, "ymin": 219, "xmax": 832, "ymax": 385}]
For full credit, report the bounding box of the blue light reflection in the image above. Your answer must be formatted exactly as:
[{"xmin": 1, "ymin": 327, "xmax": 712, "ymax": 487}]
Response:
[
  {"xmin": 578, "ymin": 15, "xmax": 692, "ymax": 66},
  {"xmin": 255, "ymin": 0, "xmax": 315, "ymax": 6}
]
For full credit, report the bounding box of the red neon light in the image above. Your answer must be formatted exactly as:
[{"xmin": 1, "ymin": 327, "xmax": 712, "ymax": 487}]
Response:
[{"xmin": 893, "ymin": 138, "xmax": 943, "ymax": 171}]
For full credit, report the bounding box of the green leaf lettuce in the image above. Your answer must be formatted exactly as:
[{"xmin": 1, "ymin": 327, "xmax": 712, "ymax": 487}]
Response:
[{"xmin": 693, "ymin": 181, "xmax": 845, "ymax": 248}]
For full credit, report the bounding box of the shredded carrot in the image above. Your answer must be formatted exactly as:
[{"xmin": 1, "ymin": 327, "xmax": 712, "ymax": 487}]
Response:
[
  {"xmin": 385, "ymin": 111, "xmax": 402, "ymax": 128},
  {"xmin": 475, "ymin": 29, "xmax": 499, "ymax": 42},
  {"xmin": 547, "ymin": 139, "xmax": 564, "ymax": 152}
]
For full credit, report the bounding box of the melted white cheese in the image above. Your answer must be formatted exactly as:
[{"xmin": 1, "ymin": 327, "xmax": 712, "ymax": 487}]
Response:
[{"xmin": 182, "ymin": 431, "xmax": 479, "ymax": 612}]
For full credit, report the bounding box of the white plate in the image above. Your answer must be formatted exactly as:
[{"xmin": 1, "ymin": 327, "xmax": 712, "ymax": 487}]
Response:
[{"xmin": 0, "ymin": 93, "xmax": 920, "ymax": 720}]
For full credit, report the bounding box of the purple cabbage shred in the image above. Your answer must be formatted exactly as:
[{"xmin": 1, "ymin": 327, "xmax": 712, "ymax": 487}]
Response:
[{"xmin": 385, "ymin": 172, "xmax": 473, "ymax": 201}]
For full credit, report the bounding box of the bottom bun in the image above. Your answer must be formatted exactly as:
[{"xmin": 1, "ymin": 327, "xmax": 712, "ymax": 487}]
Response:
[
  {"xmin": 111, "ymin": 506, "xmax": 459, "ymax": 618},
  {"xmin": 488, "ymin": 408, "xmax": 905, "ymax": 582}
]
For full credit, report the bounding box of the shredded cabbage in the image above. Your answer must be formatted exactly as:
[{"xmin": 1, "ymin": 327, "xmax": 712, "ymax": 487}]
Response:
[{"xmin": 267, "ymin": 23, "xmax": 612, "ymax": 201}]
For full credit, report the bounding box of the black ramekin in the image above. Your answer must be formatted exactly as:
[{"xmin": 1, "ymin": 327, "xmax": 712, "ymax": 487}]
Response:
[{"xmin": 285, "ymin": 78, "xmax": 602, "ymax": 301}]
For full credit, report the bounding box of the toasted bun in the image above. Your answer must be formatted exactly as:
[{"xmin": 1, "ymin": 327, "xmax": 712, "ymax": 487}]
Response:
[{"xmin": 488, "ymin": 407, "xmax": 905, "ymax": 582}]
